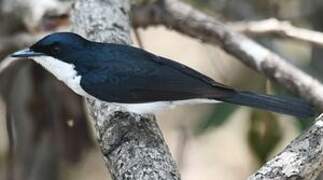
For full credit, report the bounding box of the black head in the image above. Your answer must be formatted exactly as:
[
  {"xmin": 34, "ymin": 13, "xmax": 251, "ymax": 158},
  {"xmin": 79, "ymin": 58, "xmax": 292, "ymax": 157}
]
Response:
[{"xmin": 11, "ymin": 32, "xmax": 90, "ymax": 63}]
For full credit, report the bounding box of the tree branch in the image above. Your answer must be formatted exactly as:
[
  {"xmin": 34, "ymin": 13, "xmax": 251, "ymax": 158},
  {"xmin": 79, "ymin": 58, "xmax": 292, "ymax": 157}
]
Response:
[
  {"xmin": 132, "ymin": 0, "xmax": 323, "ymax": 178},
  {"xmin": 249, "ymin": 114, "xmax": 323, "ymax": 179},
  {"xmin": 71, "ymin": 0, "xmax": 180, "ymax": 179},
  {"xmin": 229, "ymin": 18, "xmax": 323, "ymax": 48},
  {"xmin": 131, "ymin": 0, "xmax": 323, "ymax": 112}
]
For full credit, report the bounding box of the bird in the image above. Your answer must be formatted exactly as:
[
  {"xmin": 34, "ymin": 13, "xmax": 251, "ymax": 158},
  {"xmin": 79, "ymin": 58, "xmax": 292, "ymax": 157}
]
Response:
[{"xmin": 10, "ymin": 32, "xmax": 315, "ymax": 117}]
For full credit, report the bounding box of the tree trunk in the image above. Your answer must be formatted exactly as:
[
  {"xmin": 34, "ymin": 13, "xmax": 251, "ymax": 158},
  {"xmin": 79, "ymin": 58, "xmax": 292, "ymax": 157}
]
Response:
[{"xmin": 71, "ymin": 0, "xmax": 180, "ymax": 179}]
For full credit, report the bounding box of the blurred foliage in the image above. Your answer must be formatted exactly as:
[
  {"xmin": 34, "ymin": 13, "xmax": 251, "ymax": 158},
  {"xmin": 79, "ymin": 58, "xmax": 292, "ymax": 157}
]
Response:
[
  {"xmin": 295, "ymin": 117, "xmax": 315, "ymax": 131},
  {"xmin": 247, "ymin": 111, "xmax": 282, "ymax": 164},
  {"xmin": 196, "ymin": 103, "xmax": 288, "ymax": 165},
  {"xmin": 195, "ymin": 103, "xmax": 237, "ymax": 135}
]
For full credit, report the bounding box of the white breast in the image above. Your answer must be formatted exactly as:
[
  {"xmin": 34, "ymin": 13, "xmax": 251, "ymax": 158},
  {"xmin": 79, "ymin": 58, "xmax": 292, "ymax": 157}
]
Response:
[{"xmin": 32, "ymin": 56, "xmax": 90, "ymax": 97}]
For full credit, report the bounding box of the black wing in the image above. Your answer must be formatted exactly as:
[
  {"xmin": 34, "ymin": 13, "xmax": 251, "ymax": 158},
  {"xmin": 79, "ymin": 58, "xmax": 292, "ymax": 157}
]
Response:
[{"xmin": 80, "ymin": 44, "xmax": 236, "ymax": 103}]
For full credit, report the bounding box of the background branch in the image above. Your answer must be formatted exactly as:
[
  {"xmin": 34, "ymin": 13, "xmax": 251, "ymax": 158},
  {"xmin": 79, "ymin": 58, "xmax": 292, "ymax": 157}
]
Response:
[
  {"xmin": 131, "ymin": 0, "xmax": 323, "ymax": 178},
  {"xmin": 229, "ymin": 18, "xmax": 323, "ymax": 48},
  {"xmin": 131, "ymin": 0, "xmax": 323, "ymax": 112},
  {"xmin": 71, "ymin": 0, "xmax": 180, "ymax": 179}
]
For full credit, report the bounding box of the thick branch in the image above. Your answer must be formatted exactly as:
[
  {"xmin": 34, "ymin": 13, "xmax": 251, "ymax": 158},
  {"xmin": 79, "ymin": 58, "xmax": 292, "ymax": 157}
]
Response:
[
  {"xmin": 249, "ymin": 115, "xmax": 323, "ymax": 179},
  {"xmin": 71, "ymin": 0, "xmax": 180, "ymax": 179},
  {"xmin": 131, "ymin": 0, "xmax": 323, "ymax": 112},
  {"xmin": 229, "ymin": 18, "xmax": 323, "ymax": 48}
]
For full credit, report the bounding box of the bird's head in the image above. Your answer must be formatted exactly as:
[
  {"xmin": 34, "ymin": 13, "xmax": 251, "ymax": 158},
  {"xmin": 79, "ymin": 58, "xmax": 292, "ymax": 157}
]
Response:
[
  {"xmin": 10, "ymin": 32, "xmax": 94, "ymax": 96},
  {"xmin": 11, "ymin": 32, "xmax": 89, "ymax": 63}
]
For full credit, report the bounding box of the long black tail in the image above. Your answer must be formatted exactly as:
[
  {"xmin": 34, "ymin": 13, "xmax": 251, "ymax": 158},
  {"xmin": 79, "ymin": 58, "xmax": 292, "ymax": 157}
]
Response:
[{"xmin": 219, "ymin": 91, "xmax": 315, "ymax": 118}]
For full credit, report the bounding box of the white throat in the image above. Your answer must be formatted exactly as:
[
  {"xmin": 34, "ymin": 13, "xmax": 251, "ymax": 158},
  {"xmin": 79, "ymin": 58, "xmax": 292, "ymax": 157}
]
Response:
[{"xmin": 32, "ymin": 56, "xmax": 89, "ymax": 97}]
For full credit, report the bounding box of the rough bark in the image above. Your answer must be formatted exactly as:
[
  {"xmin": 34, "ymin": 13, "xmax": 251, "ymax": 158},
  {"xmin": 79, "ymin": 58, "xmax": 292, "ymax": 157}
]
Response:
[
  {"xmin": 248, "ymin": 115, "xmax": 323, "ymax": 179},
  {"xmin": 131, "ymin": 0, "xmax": 323, "ymax": 112},
  {"xmin": 71, "ymin": 0, "xmax": 180, "ymax": 179}
]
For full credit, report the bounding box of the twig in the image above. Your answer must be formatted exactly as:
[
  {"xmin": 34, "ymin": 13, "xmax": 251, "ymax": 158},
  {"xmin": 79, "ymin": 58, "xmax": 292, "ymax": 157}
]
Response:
[
  {"xmin": 133, "ymin": 28, "xmax": 144, "ymax": 48},
  {"xmin": 229, "ymin": 18, "xmax": 323, "ymax": 48},
  {"xmin": 131, "ymin": 0, "xmax": 323, "ymax": 112}
]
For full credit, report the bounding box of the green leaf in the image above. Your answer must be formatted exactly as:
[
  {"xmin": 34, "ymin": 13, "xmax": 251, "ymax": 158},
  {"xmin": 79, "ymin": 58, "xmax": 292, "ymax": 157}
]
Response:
[
  {"xmin": 195, "ymin": 103, "xmax": 237, "ymax": 135},
  {"xmin": 295, "ymin": 116, "xmax": 314, "ymax": 130},
  {"xmin": 247, "ymin": 110, "xmax": 283, "ymax": 164}
]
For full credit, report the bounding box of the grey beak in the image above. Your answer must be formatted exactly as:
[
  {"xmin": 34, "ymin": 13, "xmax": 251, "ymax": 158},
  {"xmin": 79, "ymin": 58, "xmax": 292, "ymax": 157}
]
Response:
[{"xmin": 11, "ymin": 48, "xmax": 44, "ymax": 58}]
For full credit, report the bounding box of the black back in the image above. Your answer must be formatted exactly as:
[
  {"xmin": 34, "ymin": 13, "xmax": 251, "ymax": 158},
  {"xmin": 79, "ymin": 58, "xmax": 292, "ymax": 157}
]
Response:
[{"xmin": 78, "ymin": 43, "xmax": 236, "ymax": 103}]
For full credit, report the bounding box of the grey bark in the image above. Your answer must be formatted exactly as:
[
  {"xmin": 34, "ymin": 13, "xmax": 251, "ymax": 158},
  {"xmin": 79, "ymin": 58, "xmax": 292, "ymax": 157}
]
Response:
[
  {"xmin": 71, "ymin": 0, "xmax": 180, "ymax": 180},
  {"xmin": 248, "ymin": 115, "xmax": 323, "ymax": 180}
]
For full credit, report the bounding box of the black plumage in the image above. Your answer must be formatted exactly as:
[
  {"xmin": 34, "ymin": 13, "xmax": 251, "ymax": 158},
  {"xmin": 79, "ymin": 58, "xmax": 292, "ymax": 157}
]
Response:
[
  {"xmin": 11, "ymin": 32, "xmax": 315, "ymax": 117},
  {"xmin": 79, "ymin": 43, "xmax": 236, "ymax": 103}
]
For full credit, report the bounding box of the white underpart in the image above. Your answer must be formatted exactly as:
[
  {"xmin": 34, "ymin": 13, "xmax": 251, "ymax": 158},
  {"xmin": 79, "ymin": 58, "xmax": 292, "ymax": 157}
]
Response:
[
  {"xmin": 32, "ymin": 56, "xmax": 91, "ymax": 97},
  {"xmin": 120, "ymin": 99, "xmax": 219, "ymax": 113},
  {"xmin": 32, "ymin": 55, "xmax": 220, "ymax": 114}
]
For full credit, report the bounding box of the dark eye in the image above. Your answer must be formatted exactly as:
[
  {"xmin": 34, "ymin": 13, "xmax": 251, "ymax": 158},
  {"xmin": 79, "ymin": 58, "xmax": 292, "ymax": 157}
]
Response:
[{"xmin": 51, "ymin": 44, "xmax": 61, "ymax": 54}]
